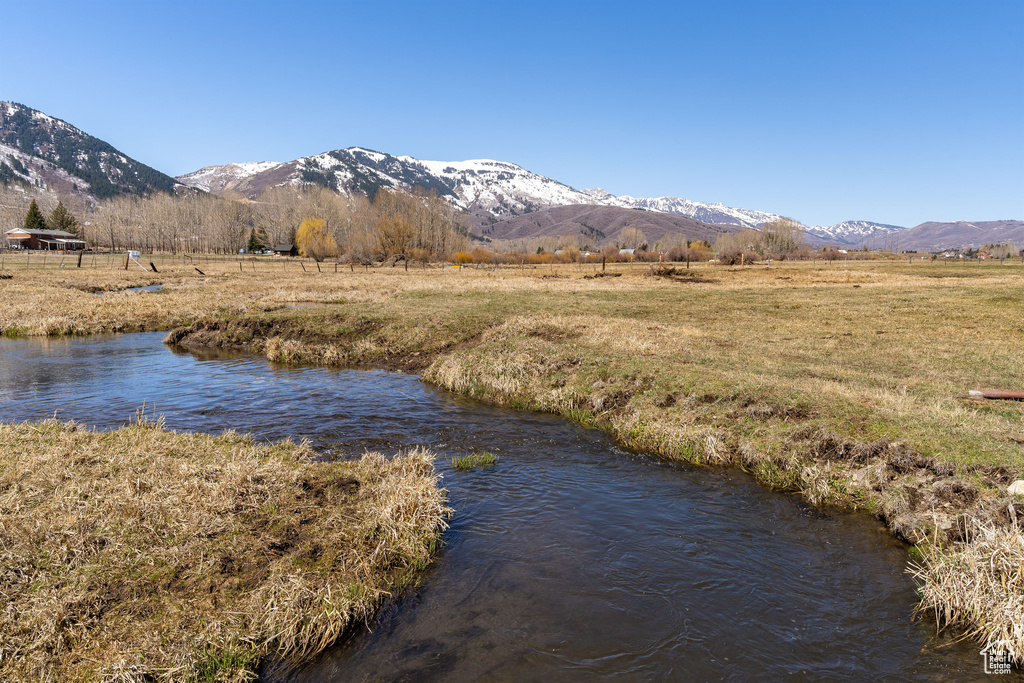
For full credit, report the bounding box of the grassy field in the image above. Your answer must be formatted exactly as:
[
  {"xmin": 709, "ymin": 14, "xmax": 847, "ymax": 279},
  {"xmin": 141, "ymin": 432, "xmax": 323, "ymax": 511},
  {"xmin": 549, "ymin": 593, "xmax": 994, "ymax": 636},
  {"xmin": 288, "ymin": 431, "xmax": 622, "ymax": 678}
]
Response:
[
  {"xmin": 2, "ymin": 256, "xmax": 1023, "ymax": 663},
  {"xmin": 0, "ymin": 418, "xmax": 449, "ymax": 682}
]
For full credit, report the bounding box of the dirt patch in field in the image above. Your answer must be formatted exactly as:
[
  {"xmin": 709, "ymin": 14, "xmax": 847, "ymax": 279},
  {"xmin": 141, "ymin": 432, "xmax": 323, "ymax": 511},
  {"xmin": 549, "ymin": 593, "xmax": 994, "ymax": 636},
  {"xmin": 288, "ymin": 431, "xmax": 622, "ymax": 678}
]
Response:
[{"xmin": 646, "ymin": 265, "xmax": 717, "ymax": 283}]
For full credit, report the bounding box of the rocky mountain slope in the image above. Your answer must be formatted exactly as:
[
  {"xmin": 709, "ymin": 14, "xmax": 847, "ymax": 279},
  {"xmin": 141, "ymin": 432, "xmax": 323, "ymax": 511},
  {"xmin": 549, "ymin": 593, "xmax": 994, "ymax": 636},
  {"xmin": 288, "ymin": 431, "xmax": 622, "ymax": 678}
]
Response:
[{"xmin": 0, "ymin": 102, "xmax": 178, "ymax": 199}]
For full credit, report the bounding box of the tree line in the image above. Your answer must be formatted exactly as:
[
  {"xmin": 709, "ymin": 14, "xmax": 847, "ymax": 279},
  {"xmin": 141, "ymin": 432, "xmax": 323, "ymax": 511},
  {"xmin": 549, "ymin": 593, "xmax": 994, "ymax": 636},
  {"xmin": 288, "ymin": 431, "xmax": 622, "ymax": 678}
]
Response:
[{"xmin": 1, "ymin": 183, "xmax": 471, "ymax": 260}]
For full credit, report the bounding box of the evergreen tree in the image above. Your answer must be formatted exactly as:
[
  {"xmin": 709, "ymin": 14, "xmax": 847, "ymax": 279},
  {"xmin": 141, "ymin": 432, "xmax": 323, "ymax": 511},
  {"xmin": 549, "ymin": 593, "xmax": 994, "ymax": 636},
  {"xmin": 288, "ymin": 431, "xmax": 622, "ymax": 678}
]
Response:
[
  {"xmin": 48, "ymin": 201, "xmax": 78, "ymax": 236},
  {"xmin": 247, "ymin": 224, "xmax": 270, "ymax": 252},
  {"xmin": 23, "ymin": 199, "xmax": 47, "ymax": 232}
]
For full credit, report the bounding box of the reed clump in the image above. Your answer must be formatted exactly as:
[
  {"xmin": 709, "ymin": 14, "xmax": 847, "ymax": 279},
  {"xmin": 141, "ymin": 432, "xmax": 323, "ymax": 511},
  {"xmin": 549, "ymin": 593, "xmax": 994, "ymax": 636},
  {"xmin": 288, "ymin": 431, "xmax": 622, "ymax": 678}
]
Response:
[
  {"xmin": 913, "ymin": 520, "xmax": 1024, "ymax": 660},
  {"xmin": 0, "ymin": 419, "xmax": 449, "ymax": 681},
  {"xmin": 451, "ymin": 452, "xmax": 500, "ymax": 471}
]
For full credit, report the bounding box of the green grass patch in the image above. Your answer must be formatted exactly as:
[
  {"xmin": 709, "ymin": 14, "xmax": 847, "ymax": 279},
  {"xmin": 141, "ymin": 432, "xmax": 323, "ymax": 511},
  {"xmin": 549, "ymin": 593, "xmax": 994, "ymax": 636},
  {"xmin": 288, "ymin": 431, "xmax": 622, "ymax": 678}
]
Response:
[{"xmin": 451, "ymin": 452, "xmax": 500, "ymax": 471}]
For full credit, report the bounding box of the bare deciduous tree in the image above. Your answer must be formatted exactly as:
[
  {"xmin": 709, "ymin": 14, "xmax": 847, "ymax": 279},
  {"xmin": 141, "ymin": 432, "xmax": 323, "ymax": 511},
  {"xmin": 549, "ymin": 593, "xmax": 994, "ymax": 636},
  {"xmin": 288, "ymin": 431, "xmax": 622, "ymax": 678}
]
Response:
[{"xmin": 619, "ymin": 226, "xmax": 647, "ymax": 250}]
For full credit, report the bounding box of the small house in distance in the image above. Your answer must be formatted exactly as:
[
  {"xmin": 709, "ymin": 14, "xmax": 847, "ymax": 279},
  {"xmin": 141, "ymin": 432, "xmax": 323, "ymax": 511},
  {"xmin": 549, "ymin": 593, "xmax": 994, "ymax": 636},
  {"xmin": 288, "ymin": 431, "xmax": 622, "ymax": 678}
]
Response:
[
  {"xmin": 5, "ymin": 228, "xmax": 86, "ymax": 251},
  {"xmin": 272, "ymin": 244, "xmax": 298, "ymax": 256}
]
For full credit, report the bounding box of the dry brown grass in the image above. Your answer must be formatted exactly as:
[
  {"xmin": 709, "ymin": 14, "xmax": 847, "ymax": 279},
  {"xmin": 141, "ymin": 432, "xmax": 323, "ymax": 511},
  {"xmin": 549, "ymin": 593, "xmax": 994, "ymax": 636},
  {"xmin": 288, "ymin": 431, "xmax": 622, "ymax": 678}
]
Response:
[
  {"xmin": 913, "ymin": 520, "xmax": 1024, "ymax": 659},
  {"xmin": 0, "ymin": 419, "xmax": 449, "ymax": 682}
]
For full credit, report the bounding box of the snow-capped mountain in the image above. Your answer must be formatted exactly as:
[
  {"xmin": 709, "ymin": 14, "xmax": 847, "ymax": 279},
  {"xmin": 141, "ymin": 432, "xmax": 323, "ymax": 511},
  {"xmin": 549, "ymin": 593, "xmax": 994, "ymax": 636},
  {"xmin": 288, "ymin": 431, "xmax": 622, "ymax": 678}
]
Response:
[
  {"xmin": 804, "ymin": 220, "xmax": 907, "ymax": 246},
  {"xmin": 0, "ymin": 101, "xmax": 178, "ymax": 199},
  {"xmin": 177, "ymin": 147, "xmax": 607, "ymax": 219},
  {"xmin": 175, "ymin": 148, "xmax": 785, "ymax": 230}
]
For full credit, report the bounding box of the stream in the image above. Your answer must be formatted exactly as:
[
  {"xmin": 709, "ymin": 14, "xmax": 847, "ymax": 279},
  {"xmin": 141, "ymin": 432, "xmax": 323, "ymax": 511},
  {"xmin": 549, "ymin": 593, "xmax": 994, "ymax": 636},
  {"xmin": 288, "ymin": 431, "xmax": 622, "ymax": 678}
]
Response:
[{"xmin": 0, "ymin": 332, "xmax": 982, "ymax": 680}]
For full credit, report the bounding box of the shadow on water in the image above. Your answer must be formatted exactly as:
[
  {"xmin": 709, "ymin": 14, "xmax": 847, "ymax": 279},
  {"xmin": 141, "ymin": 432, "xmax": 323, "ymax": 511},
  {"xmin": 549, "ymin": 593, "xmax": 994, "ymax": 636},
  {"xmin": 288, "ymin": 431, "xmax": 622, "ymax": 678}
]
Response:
[{"xmin": 0, "ymin": 332, "xmax": 989, "ymax": 680}]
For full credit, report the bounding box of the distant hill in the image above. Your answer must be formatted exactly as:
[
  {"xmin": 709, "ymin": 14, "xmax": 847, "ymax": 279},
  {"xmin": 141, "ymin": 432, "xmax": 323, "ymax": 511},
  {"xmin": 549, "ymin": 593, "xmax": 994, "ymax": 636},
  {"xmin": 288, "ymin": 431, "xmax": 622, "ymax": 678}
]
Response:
[
  {"xmin": 896, "ymin": 220, "xmax": 1024, "ymax": 251},
  {"xmin": 478, "ymin": 204, "xmax": 742, "ymax": 247},
  {"xmin": 0, "ymin": 101, "xmax": 178, "ymax": 200}
]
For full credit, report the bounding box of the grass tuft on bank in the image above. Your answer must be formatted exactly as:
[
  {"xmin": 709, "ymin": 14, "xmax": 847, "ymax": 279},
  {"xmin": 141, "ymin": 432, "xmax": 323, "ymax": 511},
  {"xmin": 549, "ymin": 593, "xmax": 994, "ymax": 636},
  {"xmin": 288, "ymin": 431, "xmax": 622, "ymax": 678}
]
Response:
[{"xmin": 0, "ymin": 419, "xmax": 449, "ymax": 682}]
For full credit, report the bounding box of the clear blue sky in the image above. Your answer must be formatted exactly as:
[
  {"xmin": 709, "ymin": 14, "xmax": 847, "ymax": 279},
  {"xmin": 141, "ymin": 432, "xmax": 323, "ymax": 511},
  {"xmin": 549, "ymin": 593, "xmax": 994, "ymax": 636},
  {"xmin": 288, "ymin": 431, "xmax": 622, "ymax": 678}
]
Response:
[{"xmin": 2, "ymin": 0, "xmax": 1021, "ymax": 227}]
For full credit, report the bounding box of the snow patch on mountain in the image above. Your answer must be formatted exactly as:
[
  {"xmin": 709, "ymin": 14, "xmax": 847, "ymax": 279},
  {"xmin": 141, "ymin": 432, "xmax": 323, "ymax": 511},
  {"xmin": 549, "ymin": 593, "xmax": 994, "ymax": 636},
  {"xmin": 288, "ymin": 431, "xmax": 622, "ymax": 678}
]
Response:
[
  {"xmin": 612, "ymin": 194, "xmax": 781, "ymax": 228},
  {"xmin": 805, "ymin": 220, "xmax": 906, "ymax": 246},
  {"xmin": 406, "ymin": 155, "xmax": 591, "ymax": 215}
]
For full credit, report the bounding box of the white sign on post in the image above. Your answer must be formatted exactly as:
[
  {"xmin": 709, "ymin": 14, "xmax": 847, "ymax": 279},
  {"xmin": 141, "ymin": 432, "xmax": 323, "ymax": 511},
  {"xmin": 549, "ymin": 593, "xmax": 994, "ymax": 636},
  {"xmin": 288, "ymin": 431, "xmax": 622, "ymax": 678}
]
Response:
[{"xmin": 128, "ymin": 250, "xmax": 141, "ymax": 259}]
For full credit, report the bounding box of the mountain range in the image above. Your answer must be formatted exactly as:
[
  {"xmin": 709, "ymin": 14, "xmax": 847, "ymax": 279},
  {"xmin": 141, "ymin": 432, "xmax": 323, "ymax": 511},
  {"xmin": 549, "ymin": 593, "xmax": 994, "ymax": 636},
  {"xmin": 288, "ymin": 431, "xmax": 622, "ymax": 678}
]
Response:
[
  {"xmin": 176, "ymin": 148, "xmax": 784, "ymax": 231},
  {"xmin": 179, "ymin": 150, "xmax": 1023, "ymax": 250},
  {"xmin": 2, "ymin": 101, "xmax": 1020, "ymax": 250}
]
